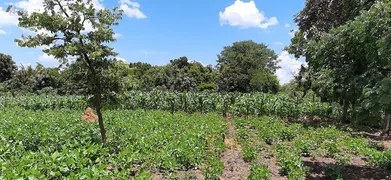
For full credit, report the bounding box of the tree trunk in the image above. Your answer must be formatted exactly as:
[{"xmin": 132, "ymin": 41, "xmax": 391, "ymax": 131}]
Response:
[
  {"xmin": 351, "ymin": 101, "xmax": 356, "ymax": 123},
  {"xmin": 382, "ymin": 112, "xmax": 391, "ymax": 136},
  {"xmin": 95, "ymin": 84, "xmax": 107, "ymax": 143},
  {"xmin": 342, "ymin": 99, "xmax": 349, "ymax": 123}
]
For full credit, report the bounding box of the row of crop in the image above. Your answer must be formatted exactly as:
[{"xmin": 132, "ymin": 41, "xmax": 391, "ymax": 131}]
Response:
[
  {"xmin": 0, "ymin": 108, "xmax": 226, "ymax": 179},
  {"xmin": 233, "ymin": 116, "xmax": 391, "ymax": 179},
  {"xmin": 0, "ymin": 91, "xmax": 339, "ymax": 119},
  {"xmin": 0, "ymin": 95, "xmax": 87, "ymax": 110}
]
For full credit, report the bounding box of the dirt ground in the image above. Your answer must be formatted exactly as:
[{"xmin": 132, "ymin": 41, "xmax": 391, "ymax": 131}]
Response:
[
  {"xmin": 151, "ymin": 115, "xmax": 391, "ymax": 179},
  {"xmin": 219, "ymin": 115, "xmax": 249, "ymax": 180}
]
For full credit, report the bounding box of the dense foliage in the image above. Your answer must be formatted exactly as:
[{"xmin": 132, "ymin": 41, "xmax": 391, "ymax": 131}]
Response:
[
  {"xmin": 0, "ymin": 91, "xmax": 336, "ymax": 119},
  {"xmin": 0, "ymin": 108, "xmax": 226, "ymax": 179},
  {"xmin": 0, "ymin": 53, "xmax": 17, "ymax": 83},
  {"xmin": 285, "ymin": 0, "xmax": 391, "ymax": 132},
  {"xmin": 216, "ymin": 40, "xmax": 280, "ymax": 93}
]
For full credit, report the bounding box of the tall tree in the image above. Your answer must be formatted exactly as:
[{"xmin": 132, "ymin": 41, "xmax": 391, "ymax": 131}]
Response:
[
  {"xmin": 0, "ymin": 53, "xmax": 17, "ymax": 83},
  {"xmin": 15, "ymin": 0, "xmax": 123, "ymax": 143},
  {"xmin": 306, "ymin": 1, "xmax": 391, "ymax": 125},
  {"xmin": 287, "ymin": 0, "xmax": 375, "ymax": 58},
  {"xmin": 216, "ymin": 40, "xmax": 279, "ymax": 93},
  {"xmin": 286, "ymin": 0, "xmax": 377, "ymax": 122}
]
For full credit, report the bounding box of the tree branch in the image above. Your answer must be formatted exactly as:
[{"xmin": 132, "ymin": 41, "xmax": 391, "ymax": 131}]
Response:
[{"xmin": 56, "ymin": 0, "xmax": 70, "ymax": 18}]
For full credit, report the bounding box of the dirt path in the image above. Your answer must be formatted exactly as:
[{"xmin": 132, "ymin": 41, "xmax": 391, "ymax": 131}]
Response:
[{"xmin": 220, "ymin": 115, "xmax": 249, "ymax": 180}]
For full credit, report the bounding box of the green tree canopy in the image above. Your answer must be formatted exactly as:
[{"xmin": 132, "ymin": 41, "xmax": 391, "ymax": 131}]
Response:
[
  {"xmin": 0, "ymin": 53, "xmax": 17, "ymax": 83},
  {"xmin": 306, "ymin": 1, "xmax": 391, "ymax": 125},
  {"xmin": 216, "ymin": 40, "xmax": 279, "ymax": 93}
]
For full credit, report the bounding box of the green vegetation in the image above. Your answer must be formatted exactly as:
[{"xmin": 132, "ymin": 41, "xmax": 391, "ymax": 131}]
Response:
[
  {"xmin": 289, "ymin": 0, "xmax": 391, "ymax": 132},
  {"xmin": 0, "ymin": 92, "xmax": 335, "ymax": 119},
  {"xmin": 0, "ymin": 108, "xmax": 225, "ymax": 179},
  {"xmin": 248, "ymin": 165, "xmax": 271, "ymax": 180},
  {"xmin": 233, "ymin": 115, "xmax": 390, "ymax": 179},
  {"xmin": 1, "ymin": 0, "xmax": 391, "ymax": 179}
]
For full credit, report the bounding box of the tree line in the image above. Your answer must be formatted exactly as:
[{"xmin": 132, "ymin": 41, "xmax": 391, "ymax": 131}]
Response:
[{"xmin": 0, "ymin": 40, "xmax": 280, "ymax": 96}]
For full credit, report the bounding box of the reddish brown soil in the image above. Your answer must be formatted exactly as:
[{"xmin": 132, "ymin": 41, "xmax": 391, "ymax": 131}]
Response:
[
  {"xmin": 220, "ymin": 115, "xmax": 249, "ymax": 180},
  {"xmin": 384, "ymin": 140, "xmax": 391, "ymax": 151},
  {"xmin": 81, "ymin": 107, "xmax": 98, "ymax": 123}
]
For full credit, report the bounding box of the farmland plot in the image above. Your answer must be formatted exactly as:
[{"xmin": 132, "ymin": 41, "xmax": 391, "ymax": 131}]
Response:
[
  {"xmin": 233, "ymin": 116, "xmax": 391, "ymax": 179},
  {"xmin": 0, "ymin": 108, "xmax": 226, "ymax": 179}
]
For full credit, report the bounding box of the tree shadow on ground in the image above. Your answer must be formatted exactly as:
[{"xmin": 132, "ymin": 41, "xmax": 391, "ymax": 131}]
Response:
[
  {"xmin": 303, "ymin": 159, "xmax": 391, "ymax": 180},
  {"xmin": 291, "ymin": 116, "xmax": 390, "ymax": 141}
]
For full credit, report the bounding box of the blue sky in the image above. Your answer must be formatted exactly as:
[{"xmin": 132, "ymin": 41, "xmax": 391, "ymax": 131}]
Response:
[{"xmin": 0, "ymin": 0, "xmax": 306, "ymax": 84}]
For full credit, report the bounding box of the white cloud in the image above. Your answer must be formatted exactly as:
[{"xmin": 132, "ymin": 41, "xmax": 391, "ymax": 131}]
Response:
[
  {"xmin": 38, "ymin": 53, "xmax": 57, "ymax": 62},
  {"xmin": 219, "ymin": 0, "xmax": 278, "ymax": 29},
  {"xmin": 0, "ymin": 29, "xmax": 7, "ymax": 35},
  {"xmin": 113, "ymin": 33, "xmax": 123, "ymax": 38},
  {"xmin": 275, "ymin": 51, "xmax": 307, "ymax": 84},
  {"xmin": 14, "ymin": 0, "xmax": 45, "ymax": 14},
  {"xmin": 82, "ymin": 22, "xmax": 95, "ymax": 33},
  {"xmin": 274, "ymin": 41, "xmax": 283, "ymax": 46},
  {"xmin": 284, "ymin": 23, "xmax": 291, "ymax": 27},
  {"xmin": 289, "ymin": 29, "xmax": 297, "ymax": 38},
  {"xmin": 0, "ymin": 7, "xmax": 18, "ymax": 27},
  {"xmin": 119, "ymin": 0, "xmax": 147, "ymax": 19},
  {"xmin": 116, "ymin": 57, "xmax": 127, "ymax": 62}
]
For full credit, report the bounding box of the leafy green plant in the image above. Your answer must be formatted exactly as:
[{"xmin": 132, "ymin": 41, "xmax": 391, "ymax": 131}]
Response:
[
  {"xmin": 242, "ymin": 143, "xmax": 258, "ymax": 162},
  {"xmin": 1, "ymin": 90, "xmax": 337, "ymax": 119},
  {"xmin": 367, "ymin": 151, "xmax": 391, "ymax": 169},
  {"xmin": 248, "ymin": 164, "xmax": 271, "ymax": 180},
  {"xmin": 0, "ymin": 108, "xmax": 226, "ymax": 179},
  {"xmin": 325, "ymin": 164, "xmax": 344, "ymax": 180},
  {"xmin": 277, "ymin": 146, "xmax": 309, "ymax": 180}
]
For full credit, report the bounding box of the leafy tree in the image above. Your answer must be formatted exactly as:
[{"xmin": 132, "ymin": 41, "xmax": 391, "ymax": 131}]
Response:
[
  {"xmin": 108, "ymin": 59, "xmax": 140, "ymax": 92},
  {"xmin": 15, "ymin": 0, "xmax": 123, "ymax": 143},
  {"xmin": 0, "ymin": 53, "xmax": 17, "ymax": 83},
  {"xmin": 287, "ymin": 0, "xmax": 378, "ymax": 123},
  {"xmin": 306, "ymin": 1, "xmax": 391, "ymax": 126},
  {"xmin": 287, "ymin": 0, "xmax": 375, "ymax": 57},
  {"xmin": 170, "ymin": 56, "xmax": 189, "ymax": 69},
  {"xmin": 249, "ymin": 69, "xmax": 279, "ymax": 93},
  {"xmin": 129, "ymin": 61, "xmax": 152, "ymax": 80},
  {"xmin": 216, "ymin": 40, "xmax": 279, "ymax": 92},
  {"xmin": 141, "ymin": 66, "xmax": 168, "ymax": 91},
  {"xmin": 4, "ymin": 64, "xmax": 34, "ymax": 95},
  {"xmin": 31, "ymin": 64, "xmax": 61, "ymax": 92}
]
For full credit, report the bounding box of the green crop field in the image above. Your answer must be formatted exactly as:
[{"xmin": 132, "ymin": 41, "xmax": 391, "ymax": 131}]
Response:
[
  {"xmin": 0, "ymin": 108, "xmax": 226, "ymax": 179},
  {"xmin": 0, "ymin": 95, "xmax": 390, "ymax": 179},
  {"xmin": 1, "ymin": 0, "xmax": 391, "ymax": 179}
]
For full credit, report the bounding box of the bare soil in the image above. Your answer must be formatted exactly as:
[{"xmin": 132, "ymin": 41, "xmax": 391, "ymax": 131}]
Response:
[{"xmin": 220, "ymin": 114, "xmax": 249, "ymax": 180}]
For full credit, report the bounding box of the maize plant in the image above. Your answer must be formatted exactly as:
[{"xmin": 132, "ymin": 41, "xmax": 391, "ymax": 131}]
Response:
[{"xmin": 0, "ymin": 91, "xmax": 338, "ymax": 119}]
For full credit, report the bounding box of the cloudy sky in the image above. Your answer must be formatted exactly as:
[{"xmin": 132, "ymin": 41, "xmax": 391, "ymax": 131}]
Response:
[{"xmin": 0, "ymin": 0, "xmax": 307, "ymax": 84}]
